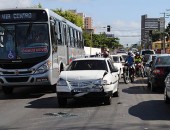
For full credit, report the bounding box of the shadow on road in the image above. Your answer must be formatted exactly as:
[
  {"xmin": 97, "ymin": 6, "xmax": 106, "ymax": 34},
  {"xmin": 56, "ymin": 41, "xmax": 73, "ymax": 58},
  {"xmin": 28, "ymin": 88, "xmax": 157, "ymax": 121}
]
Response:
[
  {"xmin": 122, "ymin": 86, "xmax": 154, "ymax": 94},
  {"xmin": 25, "ymin": 97, "xmax": 110, "ymax": 109},
  {"xmin": 0, "ymin": 86, "xmax": 55, "ymax": 100},
  {"xmin": 129, "ymin": 100, "xmax": 170, "ymax": 120}
]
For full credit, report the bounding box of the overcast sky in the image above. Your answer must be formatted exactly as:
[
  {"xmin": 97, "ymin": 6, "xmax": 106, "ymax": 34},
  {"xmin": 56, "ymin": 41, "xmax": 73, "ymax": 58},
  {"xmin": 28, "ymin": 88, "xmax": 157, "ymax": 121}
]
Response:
[{"xmin": 0, "ymin": 0, "xmax": 32, "ymax": 8}]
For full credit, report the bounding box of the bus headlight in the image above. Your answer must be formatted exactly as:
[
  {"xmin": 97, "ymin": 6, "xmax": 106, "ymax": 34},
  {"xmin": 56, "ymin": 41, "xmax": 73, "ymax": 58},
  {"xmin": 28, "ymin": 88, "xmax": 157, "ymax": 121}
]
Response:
[{"xmin": 35, "ymin": 61, "xmax": 52, "ymax": 74}]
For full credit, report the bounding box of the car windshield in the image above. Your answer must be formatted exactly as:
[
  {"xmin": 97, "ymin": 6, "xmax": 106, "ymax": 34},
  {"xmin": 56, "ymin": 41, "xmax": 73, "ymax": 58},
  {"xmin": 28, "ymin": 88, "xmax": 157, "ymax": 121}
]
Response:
[
  {"xmin": 0, "ymin": 24, "xmax": 50, "ymax": 60},
  {"xmin": 112, "ymin": 56, "xmax": 119, "ymax": 63},
  {"xmin": 67, "ymin": 60, "xmax": 108, "ymax": 71}
]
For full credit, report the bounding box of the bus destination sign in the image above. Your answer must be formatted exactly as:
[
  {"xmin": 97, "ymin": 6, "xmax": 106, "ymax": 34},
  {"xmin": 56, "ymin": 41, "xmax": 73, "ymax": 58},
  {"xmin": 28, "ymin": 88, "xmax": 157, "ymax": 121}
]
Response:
[
  {"xmin": 0, "ymin": 10, "xmax": 48, "ymax": 22},
  {"xmin": 0, "ymin": 13, "xmax": 36, "ymax": 21}
]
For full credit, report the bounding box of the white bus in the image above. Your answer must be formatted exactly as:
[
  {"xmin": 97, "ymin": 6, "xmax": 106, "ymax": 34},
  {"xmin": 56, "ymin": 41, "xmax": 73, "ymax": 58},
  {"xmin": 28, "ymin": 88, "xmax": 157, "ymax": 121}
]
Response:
[{"xmin": 0, "ymin": 8, "xmax": 85, "ymax": 94}]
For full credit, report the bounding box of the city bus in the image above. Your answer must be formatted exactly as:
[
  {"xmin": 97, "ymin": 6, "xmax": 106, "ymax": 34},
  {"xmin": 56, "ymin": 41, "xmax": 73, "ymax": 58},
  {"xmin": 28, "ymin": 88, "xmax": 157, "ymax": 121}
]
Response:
[{"xmin": 0, "ymin": 8, "xmax": 85, "ymax": 94}]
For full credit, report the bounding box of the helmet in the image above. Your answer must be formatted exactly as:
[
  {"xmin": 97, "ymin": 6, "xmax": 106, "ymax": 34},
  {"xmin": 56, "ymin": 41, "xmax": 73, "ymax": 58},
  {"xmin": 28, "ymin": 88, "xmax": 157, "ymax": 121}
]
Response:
[
  {"xmin": 136, "ymin": 52, "xmax": 140, "ymax": 56},
  {"xmin": 128, "ymin": 51, "xmax": 132, "ymax": 56}
]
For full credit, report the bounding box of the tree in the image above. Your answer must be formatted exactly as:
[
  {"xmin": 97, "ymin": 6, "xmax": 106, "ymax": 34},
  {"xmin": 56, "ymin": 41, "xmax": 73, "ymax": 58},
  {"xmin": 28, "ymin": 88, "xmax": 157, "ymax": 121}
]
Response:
[{"xmin": 52, "ymin": 9, "xmax": 83, "ymax": 28}]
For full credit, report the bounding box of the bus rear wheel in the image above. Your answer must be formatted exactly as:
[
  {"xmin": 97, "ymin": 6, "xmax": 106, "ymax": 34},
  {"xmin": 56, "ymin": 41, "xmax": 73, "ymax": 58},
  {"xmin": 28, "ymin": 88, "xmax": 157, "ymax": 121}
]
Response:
[{"xmin": 2, "ymin": 86, "xmax": 13, "ymax": 95}]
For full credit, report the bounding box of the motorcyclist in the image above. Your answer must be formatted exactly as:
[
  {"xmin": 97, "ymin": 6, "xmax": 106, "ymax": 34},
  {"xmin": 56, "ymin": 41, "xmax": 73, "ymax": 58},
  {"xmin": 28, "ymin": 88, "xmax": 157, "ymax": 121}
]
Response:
[
  {"xmin": 134, "ymin": 52, "xmax": 143, "ymax": 64},
  {"xmin": 134, "ymin": 52, "xmax": 144, "ymax": 76},
  {"xmin": 125, "ymin": 51, "xmax": 135, "ymax": 67},
  {"xmin": 124, "ymin": 51, "xmax": 135, "ymax": 79}
]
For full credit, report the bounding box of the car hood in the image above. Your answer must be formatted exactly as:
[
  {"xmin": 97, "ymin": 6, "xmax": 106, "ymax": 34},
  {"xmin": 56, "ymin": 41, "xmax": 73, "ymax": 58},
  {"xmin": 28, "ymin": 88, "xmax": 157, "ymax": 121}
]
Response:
[{"xmin": 59, "ymin": 70, "xmax": 107, "ymax": 81}]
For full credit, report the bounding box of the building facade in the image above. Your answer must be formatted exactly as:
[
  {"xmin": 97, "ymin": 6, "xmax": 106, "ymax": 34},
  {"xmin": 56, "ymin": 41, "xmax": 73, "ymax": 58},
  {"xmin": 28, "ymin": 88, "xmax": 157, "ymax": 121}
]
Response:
[{"xmin": 141, "ymin": 14, "xmax": 165, "ymax": 49}]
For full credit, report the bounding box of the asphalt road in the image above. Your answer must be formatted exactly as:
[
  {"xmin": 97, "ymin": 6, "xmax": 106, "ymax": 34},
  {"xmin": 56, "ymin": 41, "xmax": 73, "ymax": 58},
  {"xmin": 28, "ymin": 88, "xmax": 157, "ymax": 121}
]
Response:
[{"xmin": 0, "ymin": 77, "xmax": 170, "ymax": 130}]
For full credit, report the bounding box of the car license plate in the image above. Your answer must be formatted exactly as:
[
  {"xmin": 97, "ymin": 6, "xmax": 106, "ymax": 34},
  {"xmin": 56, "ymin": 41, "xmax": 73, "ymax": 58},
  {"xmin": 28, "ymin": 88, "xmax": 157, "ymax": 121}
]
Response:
[{"xmin": 73, "ymin": 88, "xmax": 89, "ymax": 92}]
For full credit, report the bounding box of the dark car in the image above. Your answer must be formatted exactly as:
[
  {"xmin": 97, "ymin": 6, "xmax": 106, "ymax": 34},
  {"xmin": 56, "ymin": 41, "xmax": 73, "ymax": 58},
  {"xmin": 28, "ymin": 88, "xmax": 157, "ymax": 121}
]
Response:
[
  {"xmin": 144, "ymin": 54, "xmax": 159, "ymax": 76},
  {"xmin": 147, "ymin": 54, "xmax": 170, "ymax": 92},
  {"xmin": 164, "ymin": 73, "xmax": 170, "ymax": 103}
]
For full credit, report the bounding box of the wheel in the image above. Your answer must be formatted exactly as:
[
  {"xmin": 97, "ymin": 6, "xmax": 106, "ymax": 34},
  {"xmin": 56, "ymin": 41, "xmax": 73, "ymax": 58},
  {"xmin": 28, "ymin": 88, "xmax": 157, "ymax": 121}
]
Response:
[
  {"xmin": 2, "ymin": 86, "xmax": 13, "ymax": 95},
  {"xmin": 123, "ymin": 71, "xmax": 130, "ymax": 84},
  {"xmin": 104, "ymin": 96, "xmax": 111, "ymax": 105},
  {"xmin": 147, "ymin": 81, "xmax": 151, "ymax": 88},
  {"xmin": 57, "ymin": 97, "xmax": 67, "ymax": 107},
  {"xmin": 130, "ymin": 74, "xmax": 134, "ymax": 82},
  {"xmin": 140, "ymin": 68, "xmax": 144, "ymax": 77},
  {"xmin": 113, "ymin": 91, "xmax": 119, "ymax": 97},
  {"xmin": 151, "ymin": 83, "xmax": 156, "ymax": 92},
  {"xmin": 164, "ymin": 87, "xmax": 170, "ymax": 104}
]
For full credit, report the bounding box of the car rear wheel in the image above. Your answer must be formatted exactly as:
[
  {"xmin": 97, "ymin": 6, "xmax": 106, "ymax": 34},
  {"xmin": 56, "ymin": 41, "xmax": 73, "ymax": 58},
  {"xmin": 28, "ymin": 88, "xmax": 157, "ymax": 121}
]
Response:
[{"xmin": 58, "ymin": 97, "xmax": 67, "ymax": 107}]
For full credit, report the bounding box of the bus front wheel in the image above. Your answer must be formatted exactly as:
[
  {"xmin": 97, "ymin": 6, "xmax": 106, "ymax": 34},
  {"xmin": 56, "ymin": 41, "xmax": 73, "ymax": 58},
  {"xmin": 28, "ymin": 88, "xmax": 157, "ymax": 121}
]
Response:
[{"xmin": 2, "ymin": 86, "xmax": 14, "ymax": 95}]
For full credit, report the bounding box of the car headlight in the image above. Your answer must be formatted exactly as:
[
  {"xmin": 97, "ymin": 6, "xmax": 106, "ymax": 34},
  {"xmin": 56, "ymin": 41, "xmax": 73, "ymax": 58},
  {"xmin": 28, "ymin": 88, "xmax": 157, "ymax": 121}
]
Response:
[
  {"xmin": 92, "ymin": 79, "xmax": 108, "ymax": 85},
  {"xmin": 35, "ymin": 61, "xmax": 52, "ymax": 74},
  {"xmin": 57, "ymin": 78, "xmax": 67, "ymax": 86}
]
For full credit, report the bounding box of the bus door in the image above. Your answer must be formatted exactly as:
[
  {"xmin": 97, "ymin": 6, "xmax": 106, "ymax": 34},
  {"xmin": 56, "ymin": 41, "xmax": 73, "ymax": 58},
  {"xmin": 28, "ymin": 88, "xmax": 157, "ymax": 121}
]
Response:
[{"xmin": 62, "ymin": 23, "xmax": 69, "ymax": 65}]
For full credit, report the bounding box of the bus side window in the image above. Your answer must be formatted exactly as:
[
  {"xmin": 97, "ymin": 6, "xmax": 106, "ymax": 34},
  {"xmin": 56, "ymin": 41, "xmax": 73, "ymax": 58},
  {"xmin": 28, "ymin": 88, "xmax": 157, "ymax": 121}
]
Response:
[
  {"xmin": 70, "ymin": 28, "xmax": 74, "ymax": 47},
  {"xmin": 67, "ymin": 26, "xmax": 71, "ymax": 47},
  {"xmin": 57, "ymin": 21, "xmax": 62, "ymax": 45},
  {"xmin": 50, "ymin": 21, "xmax": 57, "ymax": 53},
  {"xmin": 77, "ymin": 31, "xmax": 80, "ymax": 48},
  {"xmin": 73, "ymin": 29, "xmax": 77, "ymax": 47},
  {"xmin": 79, "ymin": 32, "xmax": 83, "ymax": 48}
]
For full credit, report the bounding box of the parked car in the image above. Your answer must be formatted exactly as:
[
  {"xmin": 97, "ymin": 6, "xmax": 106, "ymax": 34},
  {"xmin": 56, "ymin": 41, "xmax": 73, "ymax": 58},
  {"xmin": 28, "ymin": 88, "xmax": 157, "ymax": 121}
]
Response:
[
  {"xmin": 164, "ymin": 73, "xmax": 170, "ymax": 103},
  {"xmin": 144, "ymin": 54, "xmax": 159, "ymax": 76},
  {"xmin": 56, "ymin": 57, "xmax": 119, "ymax": 107},
  {"xmin": 110, "ymin": 54, "xmax": 124, "ymax": 78},
  {"xmin": 147, "ymin": 54, "xmax": 170, "ymax": 92}
]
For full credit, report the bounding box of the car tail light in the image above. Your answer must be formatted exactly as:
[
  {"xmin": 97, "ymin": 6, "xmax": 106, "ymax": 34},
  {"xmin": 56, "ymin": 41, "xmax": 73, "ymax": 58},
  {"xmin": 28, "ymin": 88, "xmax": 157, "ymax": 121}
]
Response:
[{"xmin": 153, "ymin": 68, "xmax": 164, "ymax": 75}]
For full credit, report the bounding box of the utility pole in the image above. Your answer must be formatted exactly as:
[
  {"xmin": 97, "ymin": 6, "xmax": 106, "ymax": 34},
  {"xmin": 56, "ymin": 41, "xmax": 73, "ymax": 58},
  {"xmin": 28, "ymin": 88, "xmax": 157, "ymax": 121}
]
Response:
[{"xmin": 160, "ymin": 11, "xmax": 169, "ymax": 53}]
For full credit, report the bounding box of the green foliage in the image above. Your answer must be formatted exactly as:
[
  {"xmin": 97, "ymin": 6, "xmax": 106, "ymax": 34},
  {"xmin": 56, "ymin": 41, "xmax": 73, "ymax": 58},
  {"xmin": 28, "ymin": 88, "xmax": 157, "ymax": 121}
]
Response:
[
  {"xmin": 83, "ymin": 31, "xmax": 121, "ymax": 49},
  {"xmin": 52, "ymin": 9, "xmax": 83, "ymax": 28}
]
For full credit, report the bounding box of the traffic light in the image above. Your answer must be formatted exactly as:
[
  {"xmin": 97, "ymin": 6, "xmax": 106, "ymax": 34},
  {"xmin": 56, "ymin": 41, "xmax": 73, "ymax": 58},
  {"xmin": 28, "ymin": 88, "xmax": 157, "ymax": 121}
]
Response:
[{"xmin": 107, "ymin": 25, "xmax": 111, "ymax": 32}]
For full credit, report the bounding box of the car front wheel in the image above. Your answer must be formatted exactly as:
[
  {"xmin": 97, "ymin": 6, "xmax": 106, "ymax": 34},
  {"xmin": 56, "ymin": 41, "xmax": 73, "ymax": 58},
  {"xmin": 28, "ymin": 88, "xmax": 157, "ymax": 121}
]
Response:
[
  {"xmin": 58, "ymin": 97, "xmax": 67, "ymax": 107},
  {"xmin": 104, "ymin": 96, "xmax": 111, "ymax": 105},
  {"xmin": 2, "ymin": 86, "xmax": 13, "ymax": 95}
]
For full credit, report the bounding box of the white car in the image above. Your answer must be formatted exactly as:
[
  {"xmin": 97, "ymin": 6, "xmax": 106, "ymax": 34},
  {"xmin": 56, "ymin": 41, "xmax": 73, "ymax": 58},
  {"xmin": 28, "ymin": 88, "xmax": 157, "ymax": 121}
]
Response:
[
  {"xmin": 110, "ymin": 54, "xmax": 124, "ymax": 77},
  {"xmin": 56, "ymin": 57, "xmax": 119, "ymax": 107}
]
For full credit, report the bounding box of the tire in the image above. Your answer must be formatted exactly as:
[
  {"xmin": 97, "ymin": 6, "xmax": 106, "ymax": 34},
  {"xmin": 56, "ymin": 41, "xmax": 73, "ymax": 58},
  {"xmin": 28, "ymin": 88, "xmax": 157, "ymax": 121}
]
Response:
[
  {"xmin": 140, "ymin": 68, "xmax": 144, "ymax": 78},
  {"xmin": 104, "ymin": 96, "xmax": 111, "ymax": 105},
  {"xmin": 123, "ymin": 71, "xmax": 130, "ymax": 84},
  {"xmin": 147, "ymin": 81, "xmax": 151, "ymax": 88},
  {"xmin": 113, "ymin": 91, "xmax": 119, "ymax": 97},
  {"xmin": 2, "ymin": 86, "xmax": 13, "ymax": 95},
  {"xmin": 58, "ymin": 97, "xmax": 67, "ymax": 107},
  {"xmin": 151, "ymin": 83, "xmax": 156, "ymax": 92},
  {"xmin": 164, "ymin": 87, "xmax": 170, "ymax": 104},
  {"xmin": 130, "ymin": 74, "xmax": 134, "ymax": 83}
]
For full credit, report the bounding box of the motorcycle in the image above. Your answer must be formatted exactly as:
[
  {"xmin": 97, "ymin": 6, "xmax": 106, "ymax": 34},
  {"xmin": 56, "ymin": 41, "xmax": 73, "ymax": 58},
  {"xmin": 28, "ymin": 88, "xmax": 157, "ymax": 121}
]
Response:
[
  {"xmin": 123, "ymin": 63, "xmax": 135, "ymax": 84},
  {"xmin": 135, "ymin": 62, "xmax": 144, "ymax": 77}
]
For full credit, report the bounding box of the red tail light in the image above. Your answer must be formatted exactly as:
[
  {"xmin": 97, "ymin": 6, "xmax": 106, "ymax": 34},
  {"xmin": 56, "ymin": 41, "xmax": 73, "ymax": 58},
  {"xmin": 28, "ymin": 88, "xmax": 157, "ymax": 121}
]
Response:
[{"xmin": 153, "ymin": 68, "xmax": 164, "ymax": 75}]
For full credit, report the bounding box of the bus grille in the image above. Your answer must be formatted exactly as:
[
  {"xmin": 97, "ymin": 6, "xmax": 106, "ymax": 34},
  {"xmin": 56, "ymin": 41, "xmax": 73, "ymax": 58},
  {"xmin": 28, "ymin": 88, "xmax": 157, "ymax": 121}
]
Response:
[
  {"xmin": 2, "ymin": 71, "xmax": 33, "ymax": 75},
  {"xmin": 5, "ymin": 77, "xmax": 29, "ymax": 82}
]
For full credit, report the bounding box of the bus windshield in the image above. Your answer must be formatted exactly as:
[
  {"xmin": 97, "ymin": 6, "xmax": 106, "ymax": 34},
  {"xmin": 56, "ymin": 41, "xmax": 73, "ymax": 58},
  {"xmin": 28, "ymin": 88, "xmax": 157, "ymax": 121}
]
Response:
[{"xmin": 0, "ymin": 23, "xmax": 50, "ymax": 60}]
